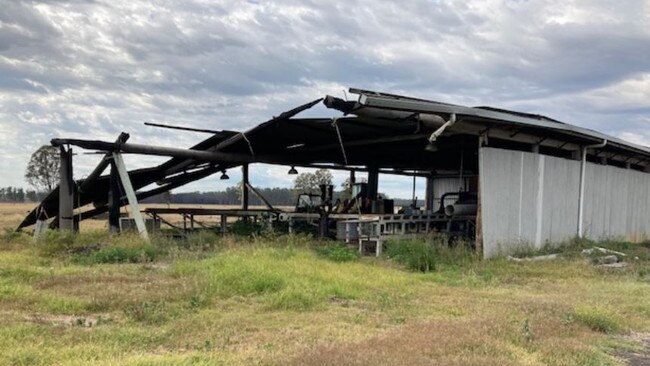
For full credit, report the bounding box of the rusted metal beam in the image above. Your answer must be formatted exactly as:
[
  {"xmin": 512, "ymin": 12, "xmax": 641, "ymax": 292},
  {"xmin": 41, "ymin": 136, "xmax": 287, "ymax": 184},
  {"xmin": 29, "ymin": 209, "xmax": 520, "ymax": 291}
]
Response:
[{"xmin": 50, "ymin": 138, "xmax": 317, "ymax": 166}]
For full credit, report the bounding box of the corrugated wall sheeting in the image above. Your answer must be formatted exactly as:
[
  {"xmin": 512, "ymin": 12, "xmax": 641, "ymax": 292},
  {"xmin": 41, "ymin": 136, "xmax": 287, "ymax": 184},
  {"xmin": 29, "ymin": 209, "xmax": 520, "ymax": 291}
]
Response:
[
  {"xmin": 480, "ymin": 147, "xmax": 581, "ymax": 257},
  {"xmin": 432, "ymin": 177, "xmax": 469, "ymax": 209},
  {"xmin": 583, "ymin": 164, "xmax": 650, "ymax": 242},
  {"xmin": 480, "ymin": 147, "xmax": 650, "ymax": 257}
]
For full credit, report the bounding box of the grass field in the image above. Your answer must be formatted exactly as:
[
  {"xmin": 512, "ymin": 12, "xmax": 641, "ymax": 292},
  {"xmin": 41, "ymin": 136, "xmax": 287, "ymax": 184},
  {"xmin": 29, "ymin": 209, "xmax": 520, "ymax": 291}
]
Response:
[{"xmin": 1, "ymin": 203, "xmax": 649, "ymax": 365}]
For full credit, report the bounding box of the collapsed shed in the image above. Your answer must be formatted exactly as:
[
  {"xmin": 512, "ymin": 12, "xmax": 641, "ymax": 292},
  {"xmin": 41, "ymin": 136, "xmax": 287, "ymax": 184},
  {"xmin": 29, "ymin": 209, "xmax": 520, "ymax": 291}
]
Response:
[{"xmin": 19, "ymin": 88, "xmax": 650, "ymax": 257}]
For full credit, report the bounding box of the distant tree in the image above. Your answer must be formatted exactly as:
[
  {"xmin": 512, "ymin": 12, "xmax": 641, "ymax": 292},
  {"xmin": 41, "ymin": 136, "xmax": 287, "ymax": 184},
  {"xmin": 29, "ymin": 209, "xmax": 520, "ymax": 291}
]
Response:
[
  {"xmin": 293, "ymin": 169, "xmax": 333, "ymax": 194},
  {"xmin": 25, "ymin": 145, "xmax": 60, "ymax": 192},
  {"xmin": 26, "ymin": 190, "xmax": 38, "ymax": 202},
  {"xmin": 15, "ymin": 188, "xmax": 25, "ymax": 202}
]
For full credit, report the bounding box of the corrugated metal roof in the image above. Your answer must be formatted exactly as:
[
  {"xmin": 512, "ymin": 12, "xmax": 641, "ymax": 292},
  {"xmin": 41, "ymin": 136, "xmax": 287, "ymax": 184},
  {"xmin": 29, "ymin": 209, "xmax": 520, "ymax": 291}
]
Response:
[{"xmin": 349, "ymin": 88, "xmax": 650, "ymax": 157}]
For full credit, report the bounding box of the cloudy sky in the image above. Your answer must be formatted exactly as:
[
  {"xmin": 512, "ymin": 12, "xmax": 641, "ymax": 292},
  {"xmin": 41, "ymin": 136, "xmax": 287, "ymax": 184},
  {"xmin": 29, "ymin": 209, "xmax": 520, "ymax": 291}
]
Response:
[{"xmin": 1, "ymin": 0, "xmax": 649, "ymax": 198}]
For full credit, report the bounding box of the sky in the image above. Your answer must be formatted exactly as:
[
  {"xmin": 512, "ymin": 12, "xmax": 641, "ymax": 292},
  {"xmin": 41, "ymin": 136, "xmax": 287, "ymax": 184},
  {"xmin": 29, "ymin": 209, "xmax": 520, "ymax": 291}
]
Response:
[{"xmin": 1, "ymin": 0, "xmax": 649, "ymax": 198}]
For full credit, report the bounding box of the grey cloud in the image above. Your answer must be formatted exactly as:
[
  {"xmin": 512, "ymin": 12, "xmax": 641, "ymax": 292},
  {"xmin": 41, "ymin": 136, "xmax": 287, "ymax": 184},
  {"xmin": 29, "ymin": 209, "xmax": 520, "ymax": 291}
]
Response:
[{"xmin": 0, "ymin": 0, "xmax": 649, "ymax": 194}]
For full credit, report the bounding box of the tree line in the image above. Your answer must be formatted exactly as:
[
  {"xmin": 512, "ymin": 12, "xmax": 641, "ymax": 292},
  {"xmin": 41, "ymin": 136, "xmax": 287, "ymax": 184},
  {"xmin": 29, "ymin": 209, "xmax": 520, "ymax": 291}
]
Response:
[{"xmin": 0, "ymin": 187, "xmax": 48, "ymax": 202}]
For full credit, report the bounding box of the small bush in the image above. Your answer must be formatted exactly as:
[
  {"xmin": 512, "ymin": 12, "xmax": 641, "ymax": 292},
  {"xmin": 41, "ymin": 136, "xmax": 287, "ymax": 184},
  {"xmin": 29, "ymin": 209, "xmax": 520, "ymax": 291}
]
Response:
[
  {"xmin": 386, "ymin": 239, "xmax": 436, "ymax": 272},
  {"xmin": 37, "ymin": 230, "xmax": 77, "ymax": 256},
  {"xmin": 315, "ymin": 244, "xmax": 359, "ymax": 262},
  {"xmin": 230, "ymin": 219, "xmax": 264, "ymax": 236},
  {"xmin": 573, "ymin": 306, "xmax": 623, "ymax": 333}
]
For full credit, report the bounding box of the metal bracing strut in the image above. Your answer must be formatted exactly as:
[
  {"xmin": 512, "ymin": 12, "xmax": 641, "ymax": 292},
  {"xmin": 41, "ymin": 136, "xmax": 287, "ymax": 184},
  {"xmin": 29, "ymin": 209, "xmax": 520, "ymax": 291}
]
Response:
[{"xmin": 112, "ymin": 153, "xmax": 149, "ymax": 241}]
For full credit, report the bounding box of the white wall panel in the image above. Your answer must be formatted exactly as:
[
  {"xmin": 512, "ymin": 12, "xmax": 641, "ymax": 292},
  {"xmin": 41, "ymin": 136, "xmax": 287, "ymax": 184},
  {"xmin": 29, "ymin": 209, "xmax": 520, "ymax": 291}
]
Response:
[{"xmin": 480, "ymin": 147, "xmax": 650, "ymax": 257}]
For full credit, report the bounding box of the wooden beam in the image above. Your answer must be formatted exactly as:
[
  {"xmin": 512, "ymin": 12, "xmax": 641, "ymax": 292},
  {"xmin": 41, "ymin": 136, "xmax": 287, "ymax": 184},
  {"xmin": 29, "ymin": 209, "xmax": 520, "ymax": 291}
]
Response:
[{"xmin": 246, "ymin": 182, "xmax": 276, "ymax": 211}]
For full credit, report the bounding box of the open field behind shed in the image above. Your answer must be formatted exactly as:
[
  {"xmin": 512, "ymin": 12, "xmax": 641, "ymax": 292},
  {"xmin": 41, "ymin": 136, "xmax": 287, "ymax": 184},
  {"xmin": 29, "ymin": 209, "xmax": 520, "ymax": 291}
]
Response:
[{"xmin": 1, "ymin": 203, "xmax": 649, "ymax": 365}]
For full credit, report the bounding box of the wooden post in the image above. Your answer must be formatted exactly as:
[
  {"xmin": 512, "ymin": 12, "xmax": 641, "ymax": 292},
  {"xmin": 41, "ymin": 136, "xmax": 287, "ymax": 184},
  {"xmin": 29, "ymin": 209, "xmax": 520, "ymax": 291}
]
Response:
[
  {"xmin": 112, "ymin": 153, "xmax": 149, "ymax": 241},
  {"xmin": 108, "ymin": 160, "xmax": 121, "ymax": 234},
  {"xmin": 58, "ymin": 146, "xmax": 74, "ymax": 232},
  {"xmin": 220, "ymin": 215, "xmax": 227, "ymax": 235},
  {"xmin": 241, "ymin": 164, "xmax": 249, "ymax": 210}
]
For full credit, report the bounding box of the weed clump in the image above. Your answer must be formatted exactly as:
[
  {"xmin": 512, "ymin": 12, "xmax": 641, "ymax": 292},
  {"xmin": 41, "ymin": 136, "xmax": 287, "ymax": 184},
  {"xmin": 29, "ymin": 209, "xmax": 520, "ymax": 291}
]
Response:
[
  {"xmin": 266, "ymin": 289, "xmax": 318, "ymax": 311},
  {"xmin": 37, "ymin": 230, "xmax": 77, "ymax": 256},
  {"xmin": 76, "ymin": 245, "xmax": 159, "ymax": 264},
  {"xmin": 182, "ymin": 230, "xmax": 222, "ymax": 251},
  {"xmin": 315, "ymin": 244, "xmax": 359, "ymax": 262},
  {"xmin": 386, "ymin": 239, "xmax": 436, "ymax": 272},
  {"xmin": 230, "ymin": 219, "xmax": 264, "ymax": 236},
  {"xmin": 572, "ymin": 306, "xmax": 623, "ymax": 333},
  {"xmin": 123, "ymin": 300, "xmax": 168, "ymax": 324},
  {"xmin": 1, "ymin": 228, "xmax": 27, "ymax": 244}
]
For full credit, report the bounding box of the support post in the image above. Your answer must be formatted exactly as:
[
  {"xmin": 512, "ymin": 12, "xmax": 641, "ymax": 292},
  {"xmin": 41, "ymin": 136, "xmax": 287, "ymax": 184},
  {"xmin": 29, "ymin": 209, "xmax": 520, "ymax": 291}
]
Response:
[
  {"xmin": 33, "ymin": 206, "xmax": 47, "ymax": 241},
  {"xmin": 578, "ymin": 140, "xmax": 607, "ymax": 238},
  {"xmin": 241, "ymin": 164, "xmax": 249, "ymax": 211},
  {"xmin": 425, "ymin": 174, "xmax": 434, "ymax": 212},
  {"xmin": 220, "ymin": 215, "xmax": 227, "ymax": 235},
  {"xmin": 58, "ymin": 146, "xmax": 74, "ymax": 232},
  {"xmin": 367, "ymin": 166, "xmax": 379, "ymax": 200},
  {"xmin": 112, "ymin": 153, "xmax": 149, "ymax": 241},
  {"xmin": 108, "ymin": 161, "xmax": 121, "ymax": 234}
]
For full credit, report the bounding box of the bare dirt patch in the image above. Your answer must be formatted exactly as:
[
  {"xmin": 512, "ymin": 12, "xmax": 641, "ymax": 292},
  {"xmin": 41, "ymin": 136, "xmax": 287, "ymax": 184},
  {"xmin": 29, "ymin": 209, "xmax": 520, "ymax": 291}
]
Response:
[{"xmin": 617, "ymin": 332, "xmax": 650, "ymax": 366}]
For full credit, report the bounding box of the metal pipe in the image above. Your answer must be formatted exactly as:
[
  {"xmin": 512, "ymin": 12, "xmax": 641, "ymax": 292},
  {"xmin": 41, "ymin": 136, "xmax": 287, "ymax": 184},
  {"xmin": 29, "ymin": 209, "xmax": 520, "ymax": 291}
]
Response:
[
  {"xmin": 428, "ymin": 114, "xmax": 457, "ymax": 143},
  {"xmin": 144, "ymin": 122, "xmax": 226, "ymax": 135},
  {"xmin": 578, "ymin": 139, "xmax": 607, "ymax": 237}
]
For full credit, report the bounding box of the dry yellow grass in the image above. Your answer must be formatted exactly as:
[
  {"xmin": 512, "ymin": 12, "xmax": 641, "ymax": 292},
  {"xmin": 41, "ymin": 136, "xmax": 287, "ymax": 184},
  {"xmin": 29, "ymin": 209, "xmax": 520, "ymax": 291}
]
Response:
[{"xmin": 0, "ymin": 202, "xmax": 291, "ymax": 232}]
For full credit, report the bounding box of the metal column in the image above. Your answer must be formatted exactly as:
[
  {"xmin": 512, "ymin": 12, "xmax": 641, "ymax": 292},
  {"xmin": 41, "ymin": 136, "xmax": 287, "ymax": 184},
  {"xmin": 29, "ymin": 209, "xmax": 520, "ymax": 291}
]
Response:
[
  {"xmin": 367, "ymin": 167, "xmax": 378, "ymax": 200},
  {"xmin": 425, "ymin": 174, "xmax": 434, "ymax": 212},
  {"xmin": 108, "ymin": 161, "xmax": 121, "ymax": 234}
]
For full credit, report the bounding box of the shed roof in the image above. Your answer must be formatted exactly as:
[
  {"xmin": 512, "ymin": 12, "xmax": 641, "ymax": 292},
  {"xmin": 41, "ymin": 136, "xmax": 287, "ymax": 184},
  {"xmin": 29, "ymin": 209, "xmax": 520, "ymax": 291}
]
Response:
[{"xmin": 18, "ymin": 87, "xmax": 649, "ymax": 229}]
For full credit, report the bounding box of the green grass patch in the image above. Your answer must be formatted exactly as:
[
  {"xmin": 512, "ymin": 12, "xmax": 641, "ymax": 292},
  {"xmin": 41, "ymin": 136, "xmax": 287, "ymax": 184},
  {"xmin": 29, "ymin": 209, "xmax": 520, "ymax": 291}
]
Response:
[
  {"xmin": 265, "ymin": 289, "xmax": 319, "ymax": 311},
  {"xmin": 573, "ymin": 305, "xmax": 624, "ymax": 333},
  {"xmin": 2, "ymin": 229, "xmax": 649, "ymax": 364},
  {"xmin": 386, "ymin": 239, "xmax": 436, "ymax": 272},
  {"xmin": 74, "ymin": 245, "xmax": 160, "ymax": 264},
  {"xmin": 314, "ymin": 243, "xmax": 359, "ymax": 262}
]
